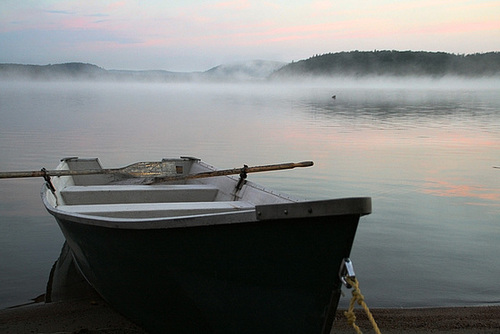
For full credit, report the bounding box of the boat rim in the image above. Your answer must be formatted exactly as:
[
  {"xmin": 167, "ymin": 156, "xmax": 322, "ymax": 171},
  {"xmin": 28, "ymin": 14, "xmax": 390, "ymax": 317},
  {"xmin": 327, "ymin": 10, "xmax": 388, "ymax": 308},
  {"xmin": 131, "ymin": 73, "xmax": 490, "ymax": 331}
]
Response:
[{"xmin": 42, "ymin": 183, "xmax": 371, "ymax": 230}]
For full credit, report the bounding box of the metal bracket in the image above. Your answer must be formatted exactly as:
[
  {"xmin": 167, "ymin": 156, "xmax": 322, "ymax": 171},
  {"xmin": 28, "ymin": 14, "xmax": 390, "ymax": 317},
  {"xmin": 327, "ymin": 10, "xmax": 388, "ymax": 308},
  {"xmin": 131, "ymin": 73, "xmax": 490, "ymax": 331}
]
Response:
[
  {"xmin": 235, "ymin": 164, "xmax": 248, "ymax": 191},
  {"xmin": 339, "ymin": 258, "xmax": 356, "ymax": 289},
  {"xmin": 41, "ymin": 168, "xmax": 56, "ymax": 192}
]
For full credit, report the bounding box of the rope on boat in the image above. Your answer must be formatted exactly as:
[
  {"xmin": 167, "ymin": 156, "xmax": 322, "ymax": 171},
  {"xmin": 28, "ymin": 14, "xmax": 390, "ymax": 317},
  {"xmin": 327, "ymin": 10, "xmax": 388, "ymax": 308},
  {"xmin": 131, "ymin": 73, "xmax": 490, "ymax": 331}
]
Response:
[{"xmin": 344, "ymin": 277, "xmax": 381, "ymax": 334}]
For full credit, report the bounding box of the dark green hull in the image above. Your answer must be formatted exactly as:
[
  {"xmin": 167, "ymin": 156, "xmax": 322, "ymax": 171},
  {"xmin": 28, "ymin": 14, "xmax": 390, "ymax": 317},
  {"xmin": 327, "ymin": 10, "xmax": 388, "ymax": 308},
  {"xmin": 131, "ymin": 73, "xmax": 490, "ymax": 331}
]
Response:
[{"xmin": 54, "ymin": 210, "xmax": 363, "ymax": 333}]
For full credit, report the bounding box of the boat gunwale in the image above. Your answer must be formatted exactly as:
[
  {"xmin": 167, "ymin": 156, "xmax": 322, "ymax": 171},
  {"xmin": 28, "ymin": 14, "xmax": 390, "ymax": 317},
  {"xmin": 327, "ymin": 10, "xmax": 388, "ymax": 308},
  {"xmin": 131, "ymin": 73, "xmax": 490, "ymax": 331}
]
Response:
[{"xmin": 42, "ymin": 184, "xmax": 371, "ymax": 230}]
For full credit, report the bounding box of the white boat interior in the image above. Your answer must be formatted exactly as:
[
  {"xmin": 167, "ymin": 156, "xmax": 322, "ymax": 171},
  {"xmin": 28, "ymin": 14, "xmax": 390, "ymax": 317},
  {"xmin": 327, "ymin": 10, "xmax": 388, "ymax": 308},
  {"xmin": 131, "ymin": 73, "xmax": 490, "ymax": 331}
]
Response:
[{"xmin": 44, "ymin": 157, "xmax": 297, "ymax": 220}]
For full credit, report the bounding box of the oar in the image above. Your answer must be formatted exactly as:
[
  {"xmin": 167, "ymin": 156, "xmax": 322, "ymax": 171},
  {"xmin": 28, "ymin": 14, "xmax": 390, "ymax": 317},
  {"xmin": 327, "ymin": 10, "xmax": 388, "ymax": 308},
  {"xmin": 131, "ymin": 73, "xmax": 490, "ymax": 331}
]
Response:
[
  {"xmin": 0, "ymin": 160, "xmax": 314, "ymax": 180},
  {"xmin": 151, "ymin": 161, "xmax": 314, "ymax": 183},
  {"xmin": 0, "ymin": 161, "xmax": 175, "ymax": 179}
]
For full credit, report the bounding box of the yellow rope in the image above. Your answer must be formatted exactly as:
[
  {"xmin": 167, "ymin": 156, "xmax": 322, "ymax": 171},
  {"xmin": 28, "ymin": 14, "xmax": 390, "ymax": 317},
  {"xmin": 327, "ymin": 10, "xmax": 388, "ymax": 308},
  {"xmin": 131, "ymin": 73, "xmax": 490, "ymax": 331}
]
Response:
[{"xmin": 343, "ymin": 277, "xmax": 381, "ymax": 334}]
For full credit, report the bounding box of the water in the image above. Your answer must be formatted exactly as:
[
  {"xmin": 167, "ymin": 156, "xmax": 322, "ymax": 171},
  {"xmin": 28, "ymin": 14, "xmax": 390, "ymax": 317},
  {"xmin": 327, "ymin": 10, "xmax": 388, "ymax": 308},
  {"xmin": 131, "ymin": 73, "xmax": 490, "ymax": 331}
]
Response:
[{"xmin": 0, "ymin": 79, "xmax": 499, "ymax": 310}]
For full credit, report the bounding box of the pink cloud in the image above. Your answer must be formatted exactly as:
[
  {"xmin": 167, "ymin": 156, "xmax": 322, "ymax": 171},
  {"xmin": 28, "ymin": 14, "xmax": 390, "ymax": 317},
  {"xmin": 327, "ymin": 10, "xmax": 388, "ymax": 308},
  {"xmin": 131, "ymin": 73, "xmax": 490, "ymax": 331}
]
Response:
[
  {"xmin": 106, "ymin": 1, "xmax": 126, "ymax": 11},
  {"xmin": 3, "ymin": 0, "xmax": 497, "ymax": 64},
  {"xmin": 191, "ymin": 17, "xmax": 385, "ymax": 47},
  {"xmin": 405, "ymin": 20, "xmax": 500, "ymax": 36},
  {"xmin": 210, "ymin": 0, "xmax": 251, "ymax": 10},
  {"xmin": 57, "ymin": 16, "xmax": 100, "ymax": 30}
]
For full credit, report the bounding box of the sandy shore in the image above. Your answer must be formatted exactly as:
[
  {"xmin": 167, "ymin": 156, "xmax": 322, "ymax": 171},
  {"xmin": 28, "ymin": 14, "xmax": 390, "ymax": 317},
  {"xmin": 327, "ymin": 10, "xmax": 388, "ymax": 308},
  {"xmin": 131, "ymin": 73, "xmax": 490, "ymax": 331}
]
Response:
[
  {"xmin": 0, "ymin": 297, "xmax": 144, "ymax": 333},
  {"xmin": 1, "ymin": 295, "xmax": 499, "ymax": 333},
  {"xmin": 331, "ymin": 305, "xmax": 500, "ymax": 334}
]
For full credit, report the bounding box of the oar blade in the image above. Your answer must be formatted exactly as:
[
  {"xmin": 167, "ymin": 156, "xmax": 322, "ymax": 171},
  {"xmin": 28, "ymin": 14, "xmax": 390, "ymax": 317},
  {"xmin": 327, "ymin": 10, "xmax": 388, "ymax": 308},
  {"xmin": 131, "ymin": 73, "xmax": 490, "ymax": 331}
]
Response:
[
  {"xmin": 118, "ymin": 161, "xmax": 178, "ymax": 177},
  {"xmin": 0, "ymin": 161, "xmax": 179, "ymax": 179}
]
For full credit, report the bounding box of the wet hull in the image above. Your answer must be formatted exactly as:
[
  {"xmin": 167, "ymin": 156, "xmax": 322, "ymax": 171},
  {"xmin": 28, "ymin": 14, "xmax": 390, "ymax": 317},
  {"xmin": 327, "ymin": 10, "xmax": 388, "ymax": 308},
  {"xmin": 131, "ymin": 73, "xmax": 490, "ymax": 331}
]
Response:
[{"xmin": 54, "ymin": 212, "xmax": 361, "ymax": 333}]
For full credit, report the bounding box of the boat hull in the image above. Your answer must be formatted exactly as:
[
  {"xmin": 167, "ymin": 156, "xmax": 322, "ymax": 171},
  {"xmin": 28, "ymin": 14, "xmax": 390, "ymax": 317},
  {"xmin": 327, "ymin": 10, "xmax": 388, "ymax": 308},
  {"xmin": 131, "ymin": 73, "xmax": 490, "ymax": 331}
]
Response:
[{"xmin": 53, "ymin": 212, "xmax": 362, "ymax": 333}]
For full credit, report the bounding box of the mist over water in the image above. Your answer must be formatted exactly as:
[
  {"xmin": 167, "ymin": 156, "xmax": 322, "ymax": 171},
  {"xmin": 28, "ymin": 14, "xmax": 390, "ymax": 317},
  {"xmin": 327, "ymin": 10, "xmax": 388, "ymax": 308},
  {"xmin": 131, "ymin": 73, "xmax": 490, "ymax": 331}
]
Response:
[{"xmin": 0, "ymin": 79, "xmax": 499, "ymax": 309}]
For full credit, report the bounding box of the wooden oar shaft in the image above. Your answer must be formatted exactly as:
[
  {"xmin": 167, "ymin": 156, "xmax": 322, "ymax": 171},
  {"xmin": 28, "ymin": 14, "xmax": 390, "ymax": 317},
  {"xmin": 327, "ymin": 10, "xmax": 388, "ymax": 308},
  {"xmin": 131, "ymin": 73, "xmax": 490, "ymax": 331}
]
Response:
[
  {"xmin": 0, "ymin": 169, "xmax": 111, "ymax": 179},
  {"xmin": 155, "ymin": 161, "xmax": 314, "ymax": 182}
]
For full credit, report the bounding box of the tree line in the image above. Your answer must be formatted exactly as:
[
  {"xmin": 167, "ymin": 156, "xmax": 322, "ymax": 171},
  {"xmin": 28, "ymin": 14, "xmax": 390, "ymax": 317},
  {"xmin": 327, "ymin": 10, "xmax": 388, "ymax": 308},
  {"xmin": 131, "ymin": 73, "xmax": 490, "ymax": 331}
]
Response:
[{"xmin": 272, "ymin": 51, "xmax": 500, "ymax": 78}]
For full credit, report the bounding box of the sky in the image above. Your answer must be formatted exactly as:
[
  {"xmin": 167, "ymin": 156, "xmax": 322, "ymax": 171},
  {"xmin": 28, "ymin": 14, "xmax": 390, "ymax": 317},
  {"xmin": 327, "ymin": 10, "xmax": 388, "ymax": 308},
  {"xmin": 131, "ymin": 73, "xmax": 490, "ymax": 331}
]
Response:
[{"xmin": 0, "ymin": 0, "xmax": 499, "ymax": 72}]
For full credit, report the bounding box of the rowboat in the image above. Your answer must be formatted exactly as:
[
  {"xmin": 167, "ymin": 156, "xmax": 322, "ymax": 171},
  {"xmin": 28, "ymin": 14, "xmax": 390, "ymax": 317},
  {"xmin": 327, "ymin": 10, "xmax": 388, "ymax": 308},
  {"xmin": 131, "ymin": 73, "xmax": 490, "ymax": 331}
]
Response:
[{"xmin": 38, "ymin": 156, "xmax": 371, "ymax": 333}]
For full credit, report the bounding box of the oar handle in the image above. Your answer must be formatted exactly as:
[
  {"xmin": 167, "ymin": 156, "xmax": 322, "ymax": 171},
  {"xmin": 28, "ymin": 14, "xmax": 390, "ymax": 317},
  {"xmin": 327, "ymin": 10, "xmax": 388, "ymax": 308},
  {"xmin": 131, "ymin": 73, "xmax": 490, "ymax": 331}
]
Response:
[
  {"xmin": 0, "ymin": 170, "xmax": 45, "ymax": 178},
  {"xmin": 0, "ymin": 169, "xmax": 113, "ymax": 179},
  {"xmin": 246, "ymin": 161, "xmax": 313, "ymax": 171}
]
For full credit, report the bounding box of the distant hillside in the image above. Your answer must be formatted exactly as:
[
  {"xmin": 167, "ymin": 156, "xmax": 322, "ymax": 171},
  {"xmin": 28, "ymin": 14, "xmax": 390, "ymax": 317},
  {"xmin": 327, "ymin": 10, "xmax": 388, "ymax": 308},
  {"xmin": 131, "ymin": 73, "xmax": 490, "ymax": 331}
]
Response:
[
  {"xmin": 2, "ymin": 52, "xmax": 499, "ymax": 81},
  {"xmin": 107, "ymin": 69, "xmax": 197, "ymax": 82},
  {"xmin": 0, "ymin": 62, "xmax": 107, "ymax": 80},
  {"xmin": 203, "ymin": 60, "xmax": 286, "ymax": 81},
  {"xmin": 271, "ymin": 51, "xmax": 500, "ymax": 78},
  {"xmin": 0, "ymin": 60, "xmax": 284, "ymax": 82},
  {"xmin": 0, "ymin": 62, "xmax": 196, "ymax": 81}
]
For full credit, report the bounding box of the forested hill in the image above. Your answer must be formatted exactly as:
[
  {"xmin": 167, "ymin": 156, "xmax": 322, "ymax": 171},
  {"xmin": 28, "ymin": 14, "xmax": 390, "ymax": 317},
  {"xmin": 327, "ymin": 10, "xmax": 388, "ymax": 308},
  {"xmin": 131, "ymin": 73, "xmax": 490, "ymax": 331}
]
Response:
[
  {"xmin": 271, "ymin": 51, "xmax": 500, "ymax": 78},
  {"xmin": 0, "ymin": 62, "xmax": 107, "ymax": 79},
  {"xmin": 0, "ymin": 62, "xmax": 192, "ymax": 81}
]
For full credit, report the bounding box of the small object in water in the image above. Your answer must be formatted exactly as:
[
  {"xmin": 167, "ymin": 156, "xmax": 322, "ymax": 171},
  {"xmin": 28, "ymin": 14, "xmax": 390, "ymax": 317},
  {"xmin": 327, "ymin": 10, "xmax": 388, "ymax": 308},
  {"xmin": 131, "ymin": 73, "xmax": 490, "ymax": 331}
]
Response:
[{"xmin": 332, "ymin": 95, "xmax": 336, "ymax": 99}]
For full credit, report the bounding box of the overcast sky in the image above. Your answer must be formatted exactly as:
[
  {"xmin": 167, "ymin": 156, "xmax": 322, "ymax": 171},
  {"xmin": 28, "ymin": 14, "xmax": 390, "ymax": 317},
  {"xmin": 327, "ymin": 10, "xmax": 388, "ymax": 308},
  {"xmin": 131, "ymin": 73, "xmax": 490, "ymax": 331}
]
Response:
[{"xmin": 1, "ymin": 0, "xmax": 498, "ymax": 71}]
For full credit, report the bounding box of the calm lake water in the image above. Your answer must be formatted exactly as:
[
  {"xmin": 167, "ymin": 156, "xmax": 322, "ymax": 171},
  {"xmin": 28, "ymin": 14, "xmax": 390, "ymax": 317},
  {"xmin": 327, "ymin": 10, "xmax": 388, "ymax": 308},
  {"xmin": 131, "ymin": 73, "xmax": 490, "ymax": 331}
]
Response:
[{"xmin": 0, "ymin": 78, "xmax": 499, "ymax": 310}]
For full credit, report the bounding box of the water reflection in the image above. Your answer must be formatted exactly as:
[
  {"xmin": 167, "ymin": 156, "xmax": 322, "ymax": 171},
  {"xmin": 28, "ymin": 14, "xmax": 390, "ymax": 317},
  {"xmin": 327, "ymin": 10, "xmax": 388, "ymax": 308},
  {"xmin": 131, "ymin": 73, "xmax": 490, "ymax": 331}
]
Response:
[
  {"xmin": 294, "ymin": 88, "xmax": 500, "ymax": 133},
  {"xmin": 423, "ymin": 178, "xmax": 500, "ymax": 204},
  {"xmin": 0, "ymin": 81, "xmax": 499, "ymax": 309}
]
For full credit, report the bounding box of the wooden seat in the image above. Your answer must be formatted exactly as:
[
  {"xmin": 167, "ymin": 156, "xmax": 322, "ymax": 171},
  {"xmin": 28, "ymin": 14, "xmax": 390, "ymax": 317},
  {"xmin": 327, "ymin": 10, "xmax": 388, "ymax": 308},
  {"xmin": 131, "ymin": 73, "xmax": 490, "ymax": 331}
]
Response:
[
  {"xmin": 60, "ymin": 184, "xmax": 219, "ymax": 205},
  {"xmin": 56, "ymin": 201, "xmax": 255, "ymax": 219}
]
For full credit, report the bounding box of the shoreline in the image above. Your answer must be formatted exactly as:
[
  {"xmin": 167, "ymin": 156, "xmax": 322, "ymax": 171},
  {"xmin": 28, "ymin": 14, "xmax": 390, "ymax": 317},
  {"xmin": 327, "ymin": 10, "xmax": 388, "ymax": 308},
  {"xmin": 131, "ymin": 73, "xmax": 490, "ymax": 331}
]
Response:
[
  {"xmin": 332, "ymin": 305, "xmax": 500, "ymax": 333},
  {"xmin": 2, "ymin": 250, "xmax": 499, "ymax": 333},
  {"xmin": 1, "ymin": 296, "xmax": 499, "ymax": 333}
]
